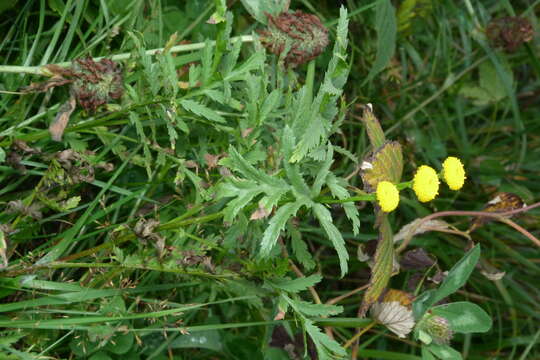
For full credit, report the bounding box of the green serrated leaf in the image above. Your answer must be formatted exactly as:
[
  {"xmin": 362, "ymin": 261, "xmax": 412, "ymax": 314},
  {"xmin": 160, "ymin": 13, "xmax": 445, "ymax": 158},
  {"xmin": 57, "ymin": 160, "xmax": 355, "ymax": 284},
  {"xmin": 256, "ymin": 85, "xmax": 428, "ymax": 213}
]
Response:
[
  {"xmin": 290, "ymin": 8, "xmax": 349, "ymax": 163},
  {"xmin": 362, "ymin": 141, "xmax": 403, "ymax": 191},
  {"xmin": 311, "ymin": 144, "xmax": 334, "ymax": 197},
  {"xmin": 225, "ymin": 51, "xmax": 265, "ymax": 81},
  {"xmin": 227, "ymin": 147, "xmax": 283, "ymax": 187},
  {"xmin": 218, "ymin": 180, "xmax": 263, "ymax": 223},
  {"xmin": 305, "ymin": 319, "xmax": 347, "ymax": 359},
  {"xmin": 312, "ymin": 203, "xmax": 349, "ymax": 277},
  {"xmin": 431, "ymin": 302, "xmax": 492, "ymax": 334},
  {"xmin": 269, "ymin": 274, "xmax": 322, "ymax": 293},
  {"xmin": 361, "ymin": 215, "xmax": 394, "ymax": 315},
  {"xmin": 413, "ymin": 245, "xmax": 481, "ymax": 318},
  {"xmin": 260, "ymin": 201, "xmax": 306, "ymax": 258},
  {"xmin": 366, "ymin": 0, "xmax": 397, "ymax": 82},
  {"xmin": 260, "ymin": 89, "xmax": 281, "ymax": 124},
  {"xmin": 326, "ymin": 174, "xmax": 360, "ymax": 235},
  {"xmin": 180, "ymin": 99, "xmax": 225, "ymax": 124},
  {"xmin": 289, "ymin": 223, "xmax": 316, "ymax": 270},
  {"xmin": 293, "ymin": 300, "xmax": 343, "ymax": 317}
]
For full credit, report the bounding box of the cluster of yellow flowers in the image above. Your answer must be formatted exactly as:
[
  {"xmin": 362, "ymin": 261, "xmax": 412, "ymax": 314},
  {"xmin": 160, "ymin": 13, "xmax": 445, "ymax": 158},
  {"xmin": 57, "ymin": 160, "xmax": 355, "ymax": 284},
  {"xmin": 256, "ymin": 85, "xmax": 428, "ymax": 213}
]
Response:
[{"xmin": 376, "ymin": 157, "xmax": 466, "ymax": 213}]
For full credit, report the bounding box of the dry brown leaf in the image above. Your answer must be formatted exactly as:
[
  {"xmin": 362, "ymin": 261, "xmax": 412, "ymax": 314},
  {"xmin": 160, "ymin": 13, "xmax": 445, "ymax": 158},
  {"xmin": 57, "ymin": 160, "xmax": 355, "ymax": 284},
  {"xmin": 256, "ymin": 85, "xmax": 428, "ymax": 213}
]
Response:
[
  {"xmin": 50, "ymin": 96, "xmax": 76, "ymax": 141},
  {"xmin": 470, "ymin": 192, "xmax": 525, "ymax": 232},
  {"xmin": 394, "ymin": 218, "xmax": 467, "ymax": 243},
  {"xmin": 204, "ymin": 153, "xmax": 220, "ymax": 169},
  {"xmin": 250, "ymin": 203, "xmax": 271, "ymax": 220}
]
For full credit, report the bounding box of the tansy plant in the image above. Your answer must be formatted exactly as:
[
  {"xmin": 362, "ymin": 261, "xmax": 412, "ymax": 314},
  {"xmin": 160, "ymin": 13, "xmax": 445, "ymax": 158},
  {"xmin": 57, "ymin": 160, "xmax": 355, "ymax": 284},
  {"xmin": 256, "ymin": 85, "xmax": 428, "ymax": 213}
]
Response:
[{"xmin": 354, "ymin": 106, "xmax": 491, "ymax": 360}]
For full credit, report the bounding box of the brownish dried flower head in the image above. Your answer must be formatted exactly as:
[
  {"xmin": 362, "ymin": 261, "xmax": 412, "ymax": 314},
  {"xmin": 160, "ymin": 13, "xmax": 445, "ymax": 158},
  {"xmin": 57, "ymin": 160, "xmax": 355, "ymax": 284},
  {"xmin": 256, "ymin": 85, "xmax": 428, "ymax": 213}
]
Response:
[
  {"xmin": 71, "ymin": 57, "xmax": 124, "ymax": 112},
  {"xmin": 258, "ymin": 10, "xmax": 329, "ymax": 67},
  {"xmin": 486, "ymin": 16, "xmax": 534, "ymax": 53}
]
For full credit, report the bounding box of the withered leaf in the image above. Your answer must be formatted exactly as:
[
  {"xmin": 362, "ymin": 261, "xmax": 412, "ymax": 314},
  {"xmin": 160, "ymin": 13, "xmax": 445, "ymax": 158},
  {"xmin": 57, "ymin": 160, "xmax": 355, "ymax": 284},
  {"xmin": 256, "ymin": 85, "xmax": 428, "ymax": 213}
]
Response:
[
  {"xmin": 12, "ymin": 140, "xmax": 40, "ymax": 154},
  {"xmin": 480, "ymin": 269, "xmax": 506, "ymax": 281},
  {"xmin": 204, "ymin": 153, "xmax": 220, "ymax": 170},
  {"xmin": 21, "ymin": 76, "xmax": 73, "ymax": 93},
  {"xmin": 50, "ymin": 96, "xmax": 76, "ymax": 141},
  {"xmin": 400, "ymin": 248, "xmax": 436, "ymax": 270},
  {"xmin": 394, "ymin": 219, "xmax": 455, "ymax": 243},
  {"xmin": 134, "ymin": 218, "xmax": 160, "ymax": 239},
  {"xmin": 250, "ymin": 203, "xmax": 271, "ymax": 220},
  {"xmin": 470, "ymin": 192, "xmax": 525, "ymax": 232}
]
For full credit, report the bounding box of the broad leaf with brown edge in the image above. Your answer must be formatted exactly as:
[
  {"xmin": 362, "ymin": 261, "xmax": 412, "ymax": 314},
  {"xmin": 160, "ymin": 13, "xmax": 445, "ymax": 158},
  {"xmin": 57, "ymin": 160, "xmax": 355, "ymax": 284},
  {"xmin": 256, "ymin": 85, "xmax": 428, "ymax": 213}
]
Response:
[
  {"xmin": 361, "ymin": 141, "xmax": 403, "ymax": 192},
  {"xmin": 360, "ymin": 214, "xmax": 394, "ymax": 316},
  {"xmin": 360, "ymin": 104, "xmax": 385, "ymax": 149}
]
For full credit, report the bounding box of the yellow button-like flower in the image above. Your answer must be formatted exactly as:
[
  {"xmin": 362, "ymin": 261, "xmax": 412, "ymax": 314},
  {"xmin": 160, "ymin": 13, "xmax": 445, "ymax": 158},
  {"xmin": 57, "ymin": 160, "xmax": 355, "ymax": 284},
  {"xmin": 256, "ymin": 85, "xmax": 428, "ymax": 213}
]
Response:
[
  {"xmin": 413, "ymin": 165, "xmax": 440, "ymax": 202},
  {"xmin": 442, "ymin": 156, "xmax": 466, "ymax": 190},
  {"xmin": 376, "ymin": 181, "xmax": 400, "ymax": 212}
]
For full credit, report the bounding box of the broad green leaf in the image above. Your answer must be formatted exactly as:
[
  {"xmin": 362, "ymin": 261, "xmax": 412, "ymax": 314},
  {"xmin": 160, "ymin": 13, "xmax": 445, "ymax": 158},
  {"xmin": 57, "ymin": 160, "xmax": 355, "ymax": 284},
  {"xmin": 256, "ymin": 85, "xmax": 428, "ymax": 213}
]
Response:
[
  {"xmin": 361, "ymin": 215, "xmax": 394, "ymax": 315},
  {"xmin": 361, "ymin": 105, "xmax": 386, "ymax": 149},
  {"xmin": 171, "ymin": 330, "xmax": 222, "ymax": 351},
  {"xmin": 362, "ymin": 141, "xmax": 403, "ymax": 191},
  {"xmin": 180, "ymin": 99, "xmax": 225, "ymax": 124},
  {"xmin": 313, "ymin": 203, "xmax": 349, "ymax": 277},
  {"xmin": 259, "ymin": 201, "xmax": 306, "ymax": 258},
  {"xmin": 89, "ymin": 352, "xmax": 113, "ymax": 360},
  {"xmin": 239, "ymin": 0, "xmax": 289, "ymax": 24},
  {"xmin": 413, "ymin": 245, "xmax": 481, "ymax": 318},
  {"xmin": 424, "ymin": 344, "xmax": 463, "ymax": 360},
  {"xmin": 269, "ymin": 274, "xmax": 322, "ymax": 293},
  {"xmin": 104, "ymin": 333, "xmax": 134, "ymax": 355},
  {"xmin": 431, "ymin": 302, "xmax": 492, "ymax": 334},
  {"xmin": 366, "ymin": 0, "xmax": 397, "ymax": 82},
  {"xmin": 421, "ymin": 346, "xmax": 438, "ymax": 360}
]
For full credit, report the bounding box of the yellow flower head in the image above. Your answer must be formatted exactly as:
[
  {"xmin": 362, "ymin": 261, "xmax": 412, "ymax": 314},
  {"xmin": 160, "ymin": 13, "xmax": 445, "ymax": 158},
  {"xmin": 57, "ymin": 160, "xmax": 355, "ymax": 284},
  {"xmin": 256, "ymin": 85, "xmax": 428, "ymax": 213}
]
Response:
[
  {"xmin": 413, "ymin": 165, "xmax": 440, "ymax": 202},
  {"xmin": 442, "ymin": 156, "xmax": 466, "ymax": 190},
  {"xmin": 376, "ymin": 181, "xmax": 400, "ymax": 212}
]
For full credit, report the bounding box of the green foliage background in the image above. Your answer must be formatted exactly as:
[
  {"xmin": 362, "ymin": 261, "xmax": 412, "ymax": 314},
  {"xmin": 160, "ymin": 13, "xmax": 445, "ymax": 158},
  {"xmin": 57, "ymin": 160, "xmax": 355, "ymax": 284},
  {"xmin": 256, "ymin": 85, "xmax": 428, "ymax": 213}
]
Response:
[{"xmin": 0, "ymin": 0, "xmax": 539, "ymax": 359}]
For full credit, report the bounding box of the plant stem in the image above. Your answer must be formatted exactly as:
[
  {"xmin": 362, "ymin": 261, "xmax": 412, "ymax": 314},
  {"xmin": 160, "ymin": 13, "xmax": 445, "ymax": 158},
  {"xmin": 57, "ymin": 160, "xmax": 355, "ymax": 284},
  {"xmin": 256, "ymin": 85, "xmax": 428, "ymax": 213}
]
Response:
[
  {"xmin": 343, "ymin": 321, "xmax": 376, "ymax": 349},
  {"xmin": 0, "ymin": 35, "xmax": 254, "ymax": 75},
  {"xmin": 396, "ymin": 202, "xmax": 540, "ymax": 253}
]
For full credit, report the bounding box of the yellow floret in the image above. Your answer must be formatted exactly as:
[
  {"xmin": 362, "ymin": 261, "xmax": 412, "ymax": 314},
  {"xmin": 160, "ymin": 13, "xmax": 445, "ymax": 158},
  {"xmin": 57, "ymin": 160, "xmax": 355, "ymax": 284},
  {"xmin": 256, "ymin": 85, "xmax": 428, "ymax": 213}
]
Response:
[
  {"xmin": 413, "ymin": 165, "xmax": 440, "ymax": 202},
  {"xmin": 376, "ymin": 181, "xmax": 400, "ymax": 212},
  {"xmin": 442, "ymin": 157, "xmax": 466, "ymax": 190}
]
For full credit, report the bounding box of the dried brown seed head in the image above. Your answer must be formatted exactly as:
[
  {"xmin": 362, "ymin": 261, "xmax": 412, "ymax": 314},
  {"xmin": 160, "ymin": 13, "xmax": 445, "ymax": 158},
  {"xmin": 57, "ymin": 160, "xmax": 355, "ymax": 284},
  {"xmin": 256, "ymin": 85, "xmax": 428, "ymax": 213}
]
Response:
[
  {"xmin": 486, "ymin": 16, "xmax": 534, "ymax": 53},
  {"xmin": 258, "ymin": 10, "xmax": 329, "ymax": 67}
]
